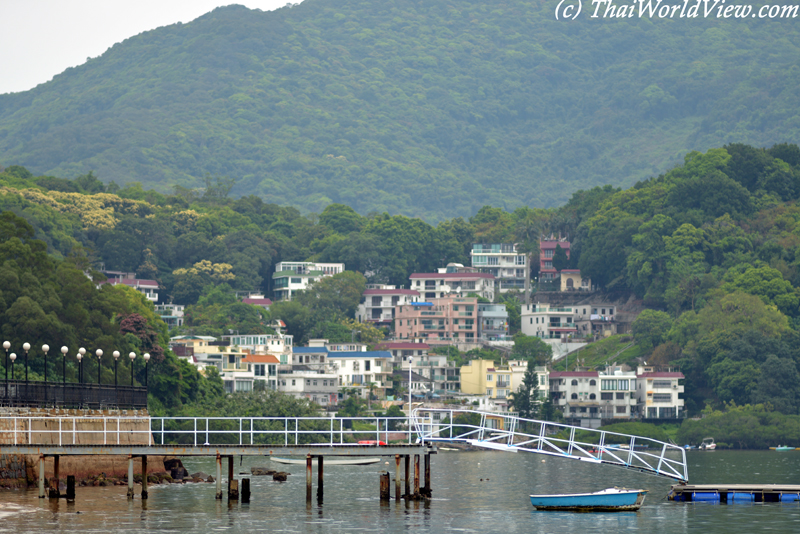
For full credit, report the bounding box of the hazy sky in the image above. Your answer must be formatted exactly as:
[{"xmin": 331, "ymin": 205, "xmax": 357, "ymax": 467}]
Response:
[{"xmin": 0, "ymin": 0, "xmax": 295, "ymax": 95}]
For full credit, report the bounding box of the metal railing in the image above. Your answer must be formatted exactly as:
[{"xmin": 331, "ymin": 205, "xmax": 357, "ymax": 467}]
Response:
[
  {"xmin": 411, "ymin": 408, "xmax": 688, "ymax": 482},
  {"xmin": 0, "ymin": 415, "xmax": 413, "ymax": 447},
  {"xmin": 0, "ymin": 380, "xmax": 147, "ymax": 409}
]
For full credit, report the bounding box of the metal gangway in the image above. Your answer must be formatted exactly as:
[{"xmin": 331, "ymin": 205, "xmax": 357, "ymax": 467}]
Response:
[{"xmin": 411, "ymin": 409, "xmax": 688, "ymax": 482}]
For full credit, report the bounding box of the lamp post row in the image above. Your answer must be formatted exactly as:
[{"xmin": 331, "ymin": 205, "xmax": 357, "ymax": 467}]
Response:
[{"xmin": 3, "ymin": 341, "xmax": 150, "ymax": 392}]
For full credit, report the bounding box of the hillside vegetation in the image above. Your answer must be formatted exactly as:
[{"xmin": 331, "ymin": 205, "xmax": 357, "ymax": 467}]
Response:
[{"xmin": 1, "ymin": 1, "xmax": 799, "ymax": 219}]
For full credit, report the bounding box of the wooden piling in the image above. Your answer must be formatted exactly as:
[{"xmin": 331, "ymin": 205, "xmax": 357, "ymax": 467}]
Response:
[
  {"xmin": 380, "ymin": 472, "xmax": 391, "ymax": 501},
  {"xmin": 241, "ymin": 478, "xmax": 251, "ymax": 504},
  {"xmin": 141, "ymin": 455, "xmax": 148, "ymax": 500},
  {"xmin": 414, "ymin": 455, "xmax": 420, "ymax": 496},
  {"xmin": 215, "ymin": 454, "xmax": 223, "ymax": 500},
  {"xmin": 306, "ymin": 454, "xmax": 312, "ymax": 504},
  {"xmin": 423, "ymin": 452, "xmax": 431, "ymax": 497},
  {"xmin": 395, "ymin": 455, "xmax": 401, "ymax": 501},
  {"xmin": 127, "ymin": 455, "xmax": 135, "ymax": 499},
  {"xmin": 404, "ymin": 455, "xmax": 410, "ymax": 498},
  {"xmin": 228, "ymin": 456, "xmax": 237, "ymax": 500},
  {"xmin": 317, "ymin": 455, "xmax": 324, "ymax": 503},
  {"xmin": 66, "ymin": 475, "xmax": 75, "ymax": 502}
]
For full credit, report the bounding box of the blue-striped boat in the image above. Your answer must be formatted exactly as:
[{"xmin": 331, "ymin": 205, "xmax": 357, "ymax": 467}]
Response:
[{"xmin": 529, "ymin": 488, "xmax": 648, "ymax": 512}]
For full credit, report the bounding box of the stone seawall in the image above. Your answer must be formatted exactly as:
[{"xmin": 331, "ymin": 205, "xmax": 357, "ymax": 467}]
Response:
[{"xmin": 0, "ymin": 407, "xmax": 166, "ymax": 488}]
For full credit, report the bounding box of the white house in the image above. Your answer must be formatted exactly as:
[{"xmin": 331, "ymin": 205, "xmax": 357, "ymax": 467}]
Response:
[{"xmin": 272, "ymin": 261, "xmax": 345, "ymax": 301}]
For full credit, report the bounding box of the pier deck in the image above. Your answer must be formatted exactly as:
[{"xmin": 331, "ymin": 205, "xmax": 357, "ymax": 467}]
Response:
[{"xmin": 669, "ymin": 484, "xmax": 800, "ymax": 502}]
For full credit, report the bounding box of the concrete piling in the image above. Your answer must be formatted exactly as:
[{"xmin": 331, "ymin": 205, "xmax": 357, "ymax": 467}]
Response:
[
  {"xmin": 395, "ymin": 455, "xmax": 401, "ymax": 501},
  {"xmin": 127, "ymin": 455, "xmax": 135, "ymax": 499},
  {"xmin": 38, "ymin": 455, "xmax": 45, "ymax": 499},
  {"xmin": 215, "ymin": 454, "xmax": 223, "ymax": 500}
]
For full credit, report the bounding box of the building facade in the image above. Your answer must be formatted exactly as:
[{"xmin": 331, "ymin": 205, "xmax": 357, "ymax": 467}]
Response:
[
  {"xmin": 394, "ymin": 296, "xmax": 479, "ymax": 344},
  {"xmin": 539, "ymin": 237, "xmax": 570, "ymax": 282},
  {"xmin": 521, "ymin": 302, "xmax": 618, "ymax": 340},
  {"xmin": 470, "ymin": 243, "xmax": 527, "ymax": 293},
  {"xmin": 409, "ymin": 272, "xmax": 495, "ymax": 301},
  {"xmin": 356, "ymin": 286, "xmax": 420, "ymax": 325},
  {"xmin": 272, "ymin": 261, "xmax": 345, "ymax": 301},
  {"xmin": 477, "ymin": 303, "xmax": 510, "ymax": 340}
]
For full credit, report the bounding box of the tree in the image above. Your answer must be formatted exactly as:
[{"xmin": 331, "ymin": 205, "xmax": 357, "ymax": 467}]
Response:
[
  {"xmin": 511, "ymin": 333, "xmax": 552, "ymax": 365},
  {"xmin": 632, "ymin": 310, "xmax": 672, "ymax": 349},
  {"xmin": 552, "ymin": 244, "xmax": 569, "ymax": 272},
  {"xmin": 509, "ymin": 366, "xmax": 540, "ymax": 420}
]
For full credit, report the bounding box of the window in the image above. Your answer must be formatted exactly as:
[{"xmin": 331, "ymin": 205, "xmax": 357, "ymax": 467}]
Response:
[
  {"xmin": 571, "ymin": 393, "xmax": 578, "ymax": 399},
  {"xmin": 306, "ymin": 380, "xmax": 311, "ymax": 385},
  {"xmin": 601, "ymin": 380, "xmax": 616, "ymax": 391},
  {"xmin": 487, "ymin": 374, "xmax": 493, "ymax": 382},
  {"xmin": 618, "ymin": 379, "xmax": 629, "ymax": 390},
  {"xmin": 589, "ymin": 393, "xmax": 596, "ymax": 400},
  {"xmin": 571, "ymin": 379, "xmax": 578, "ymax": 386},
  {"xmin": 652, "ymin": 380, "xmax": 672, "ymax": 389},
  {"xmin": 254, "ymin": 364, "xmax": 265, "ymax": 377},
  {"xmin": 365, "ymin": 361, "xmax": 371, "ymax": 371},
  {"xmin": 616, "ymin": 406, "xmax": 627, "ymax": 414},
  {"xmin": 653, "ymin": 393, "xmax": 672, "ymax": 403},
  {"xmin": 589, "ymin": 379, "xmax": 596, "ymax": 386},
  {"xmin": 601, "ymin": 392, "xmax": 613, "ymax": 400},
  {"xmin": 616, "ymin": 392, "xmax": 625, "ymax": 400},
  {"xmin": 515, "ymin": 255, "xmax": 526, "ymax": 265},
  {"xmin": 292, "ymin": 380, "xmax": 296, "ymax": 386},
  {"xmin": 291, "ymin": 278, "xmax": 301, "ymax": 284}
]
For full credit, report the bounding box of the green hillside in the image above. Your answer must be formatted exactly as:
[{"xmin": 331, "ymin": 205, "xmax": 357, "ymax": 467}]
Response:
[{"xmin": 1, "ymin": 1, "xmax": 799, "ymax": 219}]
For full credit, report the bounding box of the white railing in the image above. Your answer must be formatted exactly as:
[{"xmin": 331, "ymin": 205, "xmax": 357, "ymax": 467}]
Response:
[
  {"xmin": 410, "ymin": 409, "xmax": 688, "ymax": 482},
  {"xmin": 1, "ymin": 415, "xmax": 412, "ymax": 447}
]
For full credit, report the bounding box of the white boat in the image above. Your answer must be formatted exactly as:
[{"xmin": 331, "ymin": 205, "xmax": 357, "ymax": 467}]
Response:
[
  {"xmin": 529, "ymin": 488, "xmax": 648, "ymax": 512},
  {"xmin": 699, "ymin": 437, "xmax": 717, "ymax": 450},
  {"xmin": 270, "ymin": 457, "xmax": 381, "ymax": 465}
]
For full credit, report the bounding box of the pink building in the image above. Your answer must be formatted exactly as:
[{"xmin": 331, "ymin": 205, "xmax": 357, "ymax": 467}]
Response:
[{"xmin": 394, "ymin": 296, "xmax": 478, "ymax": 343}]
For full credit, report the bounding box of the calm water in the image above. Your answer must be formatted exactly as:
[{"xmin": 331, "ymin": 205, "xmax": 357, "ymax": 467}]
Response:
[{"xmin": 2, "ymin": 450, "xmax": 800, "ymax": 533}]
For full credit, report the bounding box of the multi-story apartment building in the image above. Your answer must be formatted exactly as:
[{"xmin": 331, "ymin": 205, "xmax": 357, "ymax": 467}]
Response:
[
  {"xmin": 521, "ymin": 302, "xmax": 618, "ymax": 339},
  {"xmin": 294, "ymin": 343, "xmax": 393, "ymax": 400},
  {"xmin": 397, "ymin": 348, "xmax": 461, "ymax": 394},
  {"xmin": 356, "ymin": 285, "xmax": 420, "ymax": 325},
  {"xmin": 409, "ymin": 272, "xmax": 495, "ymax": 301},
  {"xmin": 520, "ymin": 302, "xmax": 578, "ymax": 339},
  {"xmin": 635, "ymin": 365, "xmax": 685, "ymax": 419},
  {"xmin": 241, "ymin": 353, "xmax": 280, "ymax": 390},
  {"xmin": 539, "ymin": 237, "xmax": 570, "ymax": 282},
  {"xmin": 223, "ymin": 328, "xmax": 294, "ymax": 365},
  {"xmin": 154, "ymin": 304, "xmax": 185, "ymax": 328},
  {"xmin": 477, "ymin": 303, "xmax": 509, "ymax": 340},
  {"xmin": 460, "ymin": 359, "xmax": 515, "ymax": 401},
  {"xmin": 470, "ymin": 243, "xmax": 528, "ymax": 292},
  {"xmin": 394, "ymin": 296, "xmax": 479, "ymax": 344},
  {"xmin": 272, "ymin": 261, "xmax": 345, "ymax": 301},
  {"xmin": 549, "ymin": 366, "xmax": 684, "ymax": 427}
]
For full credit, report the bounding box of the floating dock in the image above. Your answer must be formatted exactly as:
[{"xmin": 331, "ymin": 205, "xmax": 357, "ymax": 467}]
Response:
[{"xmin": 669, "ymin": 484, "xmax": 800, "ymax": 503}]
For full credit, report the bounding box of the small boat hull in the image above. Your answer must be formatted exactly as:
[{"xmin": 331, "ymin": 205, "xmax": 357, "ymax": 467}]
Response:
[
  {"xmin": 530, "ymin": 488, "xmax": 648, "ymax": 512},
  {"xmin": 270, "ymin": 457, "xmax": 381, "ymax": 466}
]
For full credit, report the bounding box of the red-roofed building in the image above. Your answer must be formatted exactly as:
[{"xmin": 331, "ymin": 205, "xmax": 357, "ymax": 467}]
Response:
[
  {"xmin": 241, "ymin": 353, "xmax": 280, "ymax": 390},
  {"xmin": 356, "ymin": 285, "xmax": 419, "ymax": 325},
  {"xmin": 242, "ymin": 296, "xmax": 272, "ymax": 310}
]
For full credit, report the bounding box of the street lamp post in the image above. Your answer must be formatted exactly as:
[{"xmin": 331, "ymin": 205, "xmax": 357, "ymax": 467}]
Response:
[
  {"xmin": 23, "ymin": 343, "xmax": 30, "ymax": 393},
  {"xmin": 96, "ymin": 349, "xmax": 103, "ymax": 385},
  {"xmin": 10, "ymin": 353, "xmax": 16, "ymax": 380},
  {"xmin": 129, "ymin": 352, "xmax": 136, "ymax": 387},
  {"xmin": 42, "ymin": 344, "xmax": 49, "ymax": 405},
  {"xmin": 113, "ymin": 351, "xmax": 120, "ymax": 388},
  {"xmin": 3, "ymin": 340, "xmax": 10, "ymax": 400},
  {"xmin": 143, "ymin": 353, "xmax": 150, "ymax": 390},
  {"xmin": 60, "ymin": 346, "xmax": 68, "ymax": 397},
  {"xmin": 78, "ymin": 348, "xmax": 86, "ymax": 383}
]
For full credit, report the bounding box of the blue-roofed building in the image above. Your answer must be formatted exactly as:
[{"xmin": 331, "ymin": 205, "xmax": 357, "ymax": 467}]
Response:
[{"xmin": 327, "ymin": 350, "xmax": 394, "ymax": 398}]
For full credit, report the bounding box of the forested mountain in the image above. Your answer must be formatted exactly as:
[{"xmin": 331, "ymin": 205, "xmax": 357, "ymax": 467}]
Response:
[{"xmin": 1, "ymin": 1, "xmax": 799, "ymax": 219}]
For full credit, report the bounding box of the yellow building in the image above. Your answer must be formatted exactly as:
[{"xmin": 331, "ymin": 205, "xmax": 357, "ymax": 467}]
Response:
[{"xmin": 460, "ymin": 359, "xmax": 514, "ymax": 400}]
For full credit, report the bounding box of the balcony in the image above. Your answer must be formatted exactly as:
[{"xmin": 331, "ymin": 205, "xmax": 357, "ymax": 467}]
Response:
[
  {"xmin": 458, "ymin": 312, "xmax": 473, "ymax": 317},
  {"xmin": 447, "ymin": 377, "xmax": 459, "ymax": 381},
  {"xmin": 222, "ymin": 363, "xmax": 249, "ymax": 371},
  {"xmin": 496, "ymin": 382, "xmax": 510, "ymax": 388},
  {"xmin": 423, "ymin": 325, "xmax": 445, "ymax": 330},
  {"xmin": 458, "ymin": 325, "xmax": 474, "ymax": 330}
]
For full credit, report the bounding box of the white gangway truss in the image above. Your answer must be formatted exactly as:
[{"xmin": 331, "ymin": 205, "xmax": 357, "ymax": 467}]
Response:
[{"xmin": 412, "ymin": 409, "xmax": 688, "ymax": 482}]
